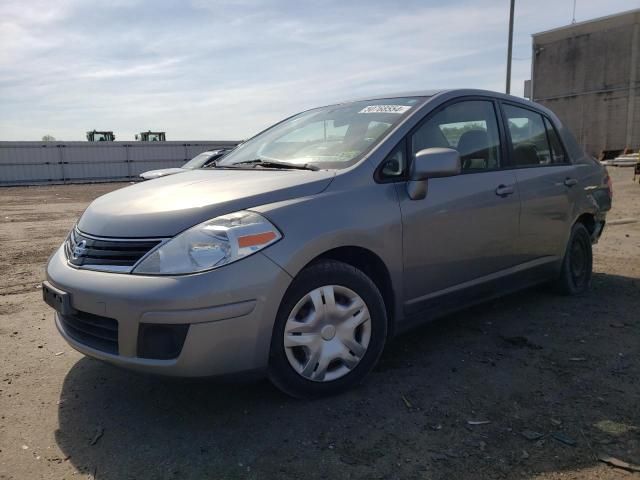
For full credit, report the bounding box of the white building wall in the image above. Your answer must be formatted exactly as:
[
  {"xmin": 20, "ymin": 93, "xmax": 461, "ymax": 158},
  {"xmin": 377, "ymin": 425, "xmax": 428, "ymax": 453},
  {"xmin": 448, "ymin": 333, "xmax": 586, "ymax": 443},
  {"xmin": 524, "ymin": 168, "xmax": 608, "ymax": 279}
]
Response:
[{"xmin": 0, "ymin": 141, "xmax": 239, "ymax": 186}]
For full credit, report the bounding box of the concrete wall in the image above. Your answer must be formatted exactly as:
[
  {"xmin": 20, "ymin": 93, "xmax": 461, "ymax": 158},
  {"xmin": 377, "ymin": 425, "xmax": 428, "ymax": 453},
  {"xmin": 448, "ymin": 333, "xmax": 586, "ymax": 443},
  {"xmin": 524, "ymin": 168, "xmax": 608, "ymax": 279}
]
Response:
[
  {"xmin": 0, "ymin": 140, "xmax": 240, "ymax": 186},
  {"xmin": 531, "ymin": 9, "xmax": 640, "ymax": 156}
]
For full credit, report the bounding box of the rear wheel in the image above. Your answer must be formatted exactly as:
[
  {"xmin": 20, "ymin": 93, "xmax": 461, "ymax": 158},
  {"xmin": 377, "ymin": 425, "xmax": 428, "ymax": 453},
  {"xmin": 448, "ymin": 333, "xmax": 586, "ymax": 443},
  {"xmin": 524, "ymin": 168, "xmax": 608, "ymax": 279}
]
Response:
[
  {"xmin": 554, "ymin": 222, "xmax": 593, "ymax": 295},
  {"xmin": 268, "ymin": 260, "xmax": 387, "ymax": 398}
]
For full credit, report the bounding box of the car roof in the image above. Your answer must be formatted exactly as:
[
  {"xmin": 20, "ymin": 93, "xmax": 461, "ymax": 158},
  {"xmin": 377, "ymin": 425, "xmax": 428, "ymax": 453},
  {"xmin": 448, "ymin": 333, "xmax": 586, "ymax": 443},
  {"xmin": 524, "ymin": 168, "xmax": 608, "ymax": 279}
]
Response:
[
  {"xmin": 336, "ymin": 88, "xmax": 576, "ymax": 157},
  {"xmin": 339, "ymin": 88, "xmax": 533, "ymax": 105},
  {"xmin": 334, "ymin": 88, "xmax": 553, "ymax": 119},
  {"xmin": 342, "ymin": 89, "xmax": 445, "ymax": 102}
]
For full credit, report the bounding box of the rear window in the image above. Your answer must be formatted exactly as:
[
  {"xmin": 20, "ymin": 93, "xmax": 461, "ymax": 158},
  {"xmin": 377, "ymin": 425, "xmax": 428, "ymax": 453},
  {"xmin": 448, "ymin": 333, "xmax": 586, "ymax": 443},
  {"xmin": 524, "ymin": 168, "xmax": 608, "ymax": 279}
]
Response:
[
  {"xmin": 504, "ymin": 104, "xmax": 567, "ymax": 167},
  {"xmin": 543, "ymin": 117, "xmax": 567, "ymax": 164}
]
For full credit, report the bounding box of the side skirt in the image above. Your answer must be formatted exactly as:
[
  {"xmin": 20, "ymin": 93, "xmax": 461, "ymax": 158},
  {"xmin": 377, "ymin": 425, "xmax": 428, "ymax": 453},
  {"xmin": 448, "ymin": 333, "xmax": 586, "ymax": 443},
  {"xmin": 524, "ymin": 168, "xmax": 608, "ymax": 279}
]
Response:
[{"xmin": 395, "ymin": 257, "xmax": 559, "ymax": 335}]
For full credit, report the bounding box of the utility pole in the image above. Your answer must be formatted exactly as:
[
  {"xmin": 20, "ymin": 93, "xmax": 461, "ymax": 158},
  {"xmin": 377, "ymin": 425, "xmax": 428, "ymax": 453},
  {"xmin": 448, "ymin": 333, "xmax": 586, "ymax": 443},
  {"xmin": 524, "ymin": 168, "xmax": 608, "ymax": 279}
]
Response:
[{"xmin": 506, "ymin": 0, "xmax": 515, "ymax": 94}]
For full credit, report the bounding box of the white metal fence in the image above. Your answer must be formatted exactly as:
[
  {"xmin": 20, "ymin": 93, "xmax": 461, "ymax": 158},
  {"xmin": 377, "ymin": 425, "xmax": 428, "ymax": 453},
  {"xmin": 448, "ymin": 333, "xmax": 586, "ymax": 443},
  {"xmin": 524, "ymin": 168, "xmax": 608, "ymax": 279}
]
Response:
[{"xmin": 0, "ymin": 141, "xmax": 240, "ymax": 186}]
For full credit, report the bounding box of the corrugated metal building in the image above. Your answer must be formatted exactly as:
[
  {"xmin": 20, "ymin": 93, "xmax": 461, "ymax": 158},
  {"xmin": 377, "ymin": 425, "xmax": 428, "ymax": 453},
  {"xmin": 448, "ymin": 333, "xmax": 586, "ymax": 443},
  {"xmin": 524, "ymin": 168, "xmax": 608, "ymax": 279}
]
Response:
[
  {"xmin": 529, "ymin": 9, "xmax": 639, "ymax": 157},
  {"xmin": 0, "ymin": 141, "xmax": 239, "ymax": 186}
]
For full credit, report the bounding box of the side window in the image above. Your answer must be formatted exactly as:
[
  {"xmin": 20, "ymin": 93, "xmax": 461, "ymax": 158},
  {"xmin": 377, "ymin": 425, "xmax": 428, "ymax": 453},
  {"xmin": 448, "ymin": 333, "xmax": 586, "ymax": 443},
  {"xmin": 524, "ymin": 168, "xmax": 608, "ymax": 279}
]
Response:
[
  {"xmin": 543, "ymin": 117, "xmax": 568, "ymax": 164},
  {"xmin": 504, "ymin": 104, "xmax": 555, "ymax": 167},
  {"xmin": 410, "ymin": 100, "xmax": 501, "ymax": 171}
]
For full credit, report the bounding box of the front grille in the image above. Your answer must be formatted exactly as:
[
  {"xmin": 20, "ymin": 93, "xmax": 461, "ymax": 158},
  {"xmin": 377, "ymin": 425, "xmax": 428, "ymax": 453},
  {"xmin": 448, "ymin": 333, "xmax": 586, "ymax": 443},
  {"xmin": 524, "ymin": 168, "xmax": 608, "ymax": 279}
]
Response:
[
  {"xmin": 59, "ymin": 310, "xmax": 118, "ymax": 354},
  {"xmin": 65, "ymin": 229, "xmax": 161, "ymax": 270}
]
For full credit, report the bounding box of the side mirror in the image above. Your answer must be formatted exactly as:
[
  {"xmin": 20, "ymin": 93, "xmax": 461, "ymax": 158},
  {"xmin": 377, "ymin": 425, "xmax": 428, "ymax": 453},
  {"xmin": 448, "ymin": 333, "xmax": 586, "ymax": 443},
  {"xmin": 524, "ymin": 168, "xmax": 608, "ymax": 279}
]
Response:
[{"xmin": 407, "ymin": 148, "xmax": 461, "ymax": 200}]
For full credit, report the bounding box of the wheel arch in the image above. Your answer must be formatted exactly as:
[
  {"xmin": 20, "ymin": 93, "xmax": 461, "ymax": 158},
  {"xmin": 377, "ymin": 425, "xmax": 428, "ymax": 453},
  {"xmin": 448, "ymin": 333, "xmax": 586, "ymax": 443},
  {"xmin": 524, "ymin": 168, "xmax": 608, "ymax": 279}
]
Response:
[
  {"xmin": 305, "ymin": 246, "xmax": 398, "ymax": 337},
  {"xmin": 574, "ymin": 212, "xmax": 596, "ymax": 235},
  {"xmin": 572, "ymin": 211, "xmax": 606, "ymax": 245}
]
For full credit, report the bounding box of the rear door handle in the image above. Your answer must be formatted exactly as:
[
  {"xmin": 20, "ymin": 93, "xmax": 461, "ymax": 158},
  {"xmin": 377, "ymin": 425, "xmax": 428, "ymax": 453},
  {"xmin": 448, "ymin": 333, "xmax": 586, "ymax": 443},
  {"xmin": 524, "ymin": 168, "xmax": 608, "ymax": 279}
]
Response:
[
  {"xmin": 564, "ymin": 178, "xmax": 578, "ymax": 187},
  {"xmin": 495, "ymin": 184, "xmax": 515, "ymax": 197}
]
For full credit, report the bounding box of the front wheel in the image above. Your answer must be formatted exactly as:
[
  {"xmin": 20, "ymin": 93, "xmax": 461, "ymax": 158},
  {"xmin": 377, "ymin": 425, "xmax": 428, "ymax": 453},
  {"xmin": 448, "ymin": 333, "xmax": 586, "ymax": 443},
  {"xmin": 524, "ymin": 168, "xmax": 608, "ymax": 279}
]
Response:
[
  {"xmin": 554, "ymin": 222, "xmax": 593, "ymax": 295},
  {"xmin": 268, "ymin": 260, "xmax": 388, "ymax": 398}
]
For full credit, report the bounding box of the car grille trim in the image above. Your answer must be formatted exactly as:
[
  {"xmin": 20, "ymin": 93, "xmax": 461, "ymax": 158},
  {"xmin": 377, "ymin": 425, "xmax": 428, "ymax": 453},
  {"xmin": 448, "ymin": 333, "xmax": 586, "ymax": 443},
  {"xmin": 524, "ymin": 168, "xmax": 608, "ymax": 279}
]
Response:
[{"xmin": 65, "ymin": 228, "xmax": 165, "ymax": 273}]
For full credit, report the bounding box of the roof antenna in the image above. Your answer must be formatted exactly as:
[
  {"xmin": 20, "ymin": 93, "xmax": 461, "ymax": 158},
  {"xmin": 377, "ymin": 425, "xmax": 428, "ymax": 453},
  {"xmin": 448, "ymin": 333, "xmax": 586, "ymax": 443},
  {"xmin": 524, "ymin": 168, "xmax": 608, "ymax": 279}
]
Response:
[{"xmin": 572, "ymin": 0, "xmax": 577, "ymax": 23}]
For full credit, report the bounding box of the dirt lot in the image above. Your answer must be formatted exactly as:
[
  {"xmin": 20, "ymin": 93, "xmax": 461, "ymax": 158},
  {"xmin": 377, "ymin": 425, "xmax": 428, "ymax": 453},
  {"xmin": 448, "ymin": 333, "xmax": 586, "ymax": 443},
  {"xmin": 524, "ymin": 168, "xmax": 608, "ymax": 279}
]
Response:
[{"xmin": 0, "ymin": 168, "xmax": 638, "ymax": 480}]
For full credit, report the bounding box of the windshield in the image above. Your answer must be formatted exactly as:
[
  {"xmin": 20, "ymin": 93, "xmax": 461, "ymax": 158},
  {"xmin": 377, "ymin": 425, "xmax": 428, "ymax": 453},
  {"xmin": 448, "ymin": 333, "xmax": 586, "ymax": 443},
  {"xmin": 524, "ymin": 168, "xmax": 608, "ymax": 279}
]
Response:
[
  {"xmin": 183, "ymin": 151, "xmax": 216, "ymax": 169},
  {"xmin": 217, "ymin": 97, "xmax": 425, "ymax": 170}
]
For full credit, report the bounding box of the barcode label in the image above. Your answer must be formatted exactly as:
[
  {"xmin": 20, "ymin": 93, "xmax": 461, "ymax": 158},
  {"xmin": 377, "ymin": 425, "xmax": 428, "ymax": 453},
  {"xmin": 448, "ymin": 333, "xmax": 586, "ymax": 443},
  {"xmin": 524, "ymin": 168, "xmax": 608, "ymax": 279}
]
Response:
[{"xmin": 358, "ymin": 105, "xmax": 411, "ymax": 114}]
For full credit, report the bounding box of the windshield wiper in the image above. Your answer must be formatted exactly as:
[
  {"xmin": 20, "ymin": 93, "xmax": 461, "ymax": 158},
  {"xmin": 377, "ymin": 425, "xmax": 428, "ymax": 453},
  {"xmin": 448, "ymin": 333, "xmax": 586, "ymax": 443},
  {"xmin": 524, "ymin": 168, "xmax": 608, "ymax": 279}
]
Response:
[{"xmin": 228, "ymin": 159, "xmax": 319, "ymax": 171}]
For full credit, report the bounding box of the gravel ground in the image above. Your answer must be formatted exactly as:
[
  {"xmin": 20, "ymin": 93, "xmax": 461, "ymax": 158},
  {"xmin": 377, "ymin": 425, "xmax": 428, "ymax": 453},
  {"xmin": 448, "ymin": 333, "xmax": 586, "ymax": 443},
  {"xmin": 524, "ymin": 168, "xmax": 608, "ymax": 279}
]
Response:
[{"xmin": 0, "ymin": 167, "xmax": 638, "ymax": 480}]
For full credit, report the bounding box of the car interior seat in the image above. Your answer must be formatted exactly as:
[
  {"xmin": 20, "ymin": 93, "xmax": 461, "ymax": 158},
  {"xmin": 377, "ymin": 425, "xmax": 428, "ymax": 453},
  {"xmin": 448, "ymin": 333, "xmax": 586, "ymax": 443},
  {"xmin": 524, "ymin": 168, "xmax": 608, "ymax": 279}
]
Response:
[
  {"xmin": 512, "ymin": 143, "xmax": 540, "ymax": 167},
  {"xmin": 456, "ymin": 129, "xmax": 490, "ymax": 170}
]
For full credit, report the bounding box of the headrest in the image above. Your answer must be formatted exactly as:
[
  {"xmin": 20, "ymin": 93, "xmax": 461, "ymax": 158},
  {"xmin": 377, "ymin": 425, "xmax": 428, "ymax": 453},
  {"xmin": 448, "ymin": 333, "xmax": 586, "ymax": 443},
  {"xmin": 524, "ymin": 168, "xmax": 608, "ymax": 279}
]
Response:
[
  {"xmin": 513, "ymin": 143, "xmax": 539, "ymax": 166},
  {"xmin": 457, "ymin": 130, "xmax": 489, "ymax": 158}
]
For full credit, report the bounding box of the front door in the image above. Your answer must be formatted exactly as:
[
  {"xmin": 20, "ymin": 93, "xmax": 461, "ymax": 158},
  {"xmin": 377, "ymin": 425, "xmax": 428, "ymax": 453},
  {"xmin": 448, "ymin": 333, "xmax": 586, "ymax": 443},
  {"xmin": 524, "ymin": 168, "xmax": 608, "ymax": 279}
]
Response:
[{"xmin": 397, "ymin": 99, "xmax": 521, "ymax": 312}]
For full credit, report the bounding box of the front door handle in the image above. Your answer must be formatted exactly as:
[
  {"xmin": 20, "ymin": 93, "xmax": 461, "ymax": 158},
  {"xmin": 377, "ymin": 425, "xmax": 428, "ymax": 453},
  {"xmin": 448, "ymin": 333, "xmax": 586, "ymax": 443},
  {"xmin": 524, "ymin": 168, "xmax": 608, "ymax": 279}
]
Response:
[
  {"xmin": 564, "ymin": 178, "xmax": 578, "ymax": 187},
  {"xmin": 495, "ymin": 184, "xmax": 515, "ymax": 197}
]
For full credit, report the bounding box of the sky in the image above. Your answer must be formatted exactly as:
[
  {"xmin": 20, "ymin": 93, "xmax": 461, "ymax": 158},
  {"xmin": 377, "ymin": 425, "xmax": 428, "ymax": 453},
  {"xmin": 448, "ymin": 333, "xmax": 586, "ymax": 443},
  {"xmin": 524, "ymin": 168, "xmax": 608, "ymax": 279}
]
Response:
[{"xmin": 0, "ymin": 0, "xmax": 637, "ymax": 141}]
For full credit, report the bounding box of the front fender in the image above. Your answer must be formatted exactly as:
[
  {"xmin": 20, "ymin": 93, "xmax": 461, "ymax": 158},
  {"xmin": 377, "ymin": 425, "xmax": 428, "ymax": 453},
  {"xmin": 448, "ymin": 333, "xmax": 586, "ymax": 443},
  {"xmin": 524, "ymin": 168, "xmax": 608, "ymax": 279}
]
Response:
[{"xmin": 252, "ymin": 181, "xmax": 404, "ymax": 323}]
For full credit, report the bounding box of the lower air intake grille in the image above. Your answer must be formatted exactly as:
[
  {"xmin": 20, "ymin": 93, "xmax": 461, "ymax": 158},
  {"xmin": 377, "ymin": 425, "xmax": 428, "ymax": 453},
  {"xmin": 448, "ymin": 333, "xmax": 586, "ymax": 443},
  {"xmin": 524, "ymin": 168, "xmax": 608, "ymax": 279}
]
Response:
[{"xmin": 59, "ymin": 310, "xmax": 118, "ymax": 354}]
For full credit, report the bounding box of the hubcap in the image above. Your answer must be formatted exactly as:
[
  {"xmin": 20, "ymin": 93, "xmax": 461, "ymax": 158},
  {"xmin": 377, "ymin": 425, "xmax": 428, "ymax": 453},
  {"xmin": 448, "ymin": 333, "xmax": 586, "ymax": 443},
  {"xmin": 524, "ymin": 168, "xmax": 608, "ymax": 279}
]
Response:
[{"xmin": 283, "ymin": 285, "xmax": 371, "ymax": 382}]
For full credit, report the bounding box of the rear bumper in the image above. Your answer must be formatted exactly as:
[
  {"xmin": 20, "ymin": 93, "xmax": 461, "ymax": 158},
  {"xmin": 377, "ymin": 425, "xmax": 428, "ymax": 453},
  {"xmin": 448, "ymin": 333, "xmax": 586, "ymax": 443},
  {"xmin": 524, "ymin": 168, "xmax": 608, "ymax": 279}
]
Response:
[{"xmin": 46, "ymin": 245, "xmax": 292, "ymax": 377}]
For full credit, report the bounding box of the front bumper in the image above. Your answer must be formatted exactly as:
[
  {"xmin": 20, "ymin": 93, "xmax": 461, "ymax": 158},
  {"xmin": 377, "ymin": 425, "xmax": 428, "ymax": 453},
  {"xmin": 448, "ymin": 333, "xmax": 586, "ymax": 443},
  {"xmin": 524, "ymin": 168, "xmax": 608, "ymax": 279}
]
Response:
[{"xmin": 46, "ymin": 246, "xmax": 292, "ymax": 377}]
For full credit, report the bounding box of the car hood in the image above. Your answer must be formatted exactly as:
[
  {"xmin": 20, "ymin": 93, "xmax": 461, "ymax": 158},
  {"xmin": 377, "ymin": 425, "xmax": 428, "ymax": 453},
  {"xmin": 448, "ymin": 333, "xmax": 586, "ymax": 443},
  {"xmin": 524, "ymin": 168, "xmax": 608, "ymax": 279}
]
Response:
[
  {"xmin": 140, "ymin": 168, "xmax": 186, "ymax": 179},
  {"xmin": 78, "ymin": 168, "xmax": 335, "ymax": 237}
]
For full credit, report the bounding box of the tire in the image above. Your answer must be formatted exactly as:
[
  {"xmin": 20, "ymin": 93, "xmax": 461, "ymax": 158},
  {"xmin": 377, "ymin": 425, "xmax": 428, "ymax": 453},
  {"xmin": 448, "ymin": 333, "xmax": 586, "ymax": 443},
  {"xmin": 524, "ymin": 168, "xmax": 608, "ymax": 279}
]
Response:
[
  {"xmin": 554, "ymin": 222, "xmax": 593, "ymax": 295},
  {"xmin": 268, "ymin": 259, "xmax": 388, "ymax": 398}
]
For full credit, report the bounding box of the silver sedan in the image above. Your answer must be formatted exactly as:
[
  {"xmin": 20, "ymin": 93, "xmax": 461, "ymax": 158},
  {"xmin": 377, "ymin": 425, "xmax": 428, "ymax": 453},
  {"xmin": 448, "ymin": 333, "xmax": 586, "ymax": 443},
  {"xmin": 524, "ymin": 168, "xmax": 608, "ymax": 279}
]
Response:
[{"xmin": 44, "ymin": 89, "xmax": 612, "ymax": 397}]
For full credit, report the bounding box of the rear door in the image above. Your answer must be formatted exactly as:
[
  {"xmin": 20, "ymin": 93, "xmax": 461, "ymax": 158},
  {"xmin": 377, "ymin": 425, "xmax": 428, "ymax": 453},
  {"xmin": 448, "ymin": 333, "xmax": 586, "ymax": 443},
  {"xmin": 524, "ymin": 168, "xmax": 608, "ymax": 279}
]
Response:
[
  {"xmin": 501, "ymin": 103, "xmax": 580, "ymax": 261},
  {"xmin": 395, "ymin": 98, "xmax": 521, "ymax": 313}
]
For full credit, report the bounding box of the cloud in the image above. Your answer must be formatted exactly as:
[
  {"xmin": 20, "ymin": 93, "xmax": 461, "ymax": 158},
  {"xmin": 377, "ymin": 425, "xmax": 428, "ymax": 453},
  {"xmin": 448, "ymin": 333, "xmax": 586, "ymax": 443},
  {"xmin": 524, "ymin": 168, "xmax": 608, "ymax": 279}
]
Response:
[
  {"xmin": 0, "ymin": 0, "xmax": 636, "ymax": 140},
  {"xmin": 79, "ymin": 58, "xmax": 186, "ymax": 79}
]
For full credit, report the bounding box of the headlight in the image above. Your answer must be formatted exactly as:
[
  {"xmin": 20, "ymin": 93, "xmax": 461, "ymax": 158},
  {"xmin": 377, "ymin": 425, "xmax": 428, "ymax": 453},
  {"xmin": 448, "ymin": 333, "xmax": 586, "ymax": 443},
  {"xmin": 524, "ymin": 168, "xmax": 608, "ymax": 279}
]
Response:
[{"xmin": 133, "ymin": 211, "xmax": 281, "ymax": 275}]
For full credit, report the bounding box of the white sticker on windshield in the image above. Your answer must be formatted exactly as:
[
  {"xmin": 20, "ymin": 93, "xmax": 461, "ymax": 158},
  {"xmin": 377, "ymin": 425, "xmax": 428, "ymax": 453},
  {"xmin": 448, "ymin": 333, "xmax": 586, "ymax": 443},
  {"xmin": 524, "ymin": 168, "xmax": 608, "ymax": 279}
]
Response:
[{"xmin": 359, "ymin": 105, "xmax": 411, "ymax": 114}]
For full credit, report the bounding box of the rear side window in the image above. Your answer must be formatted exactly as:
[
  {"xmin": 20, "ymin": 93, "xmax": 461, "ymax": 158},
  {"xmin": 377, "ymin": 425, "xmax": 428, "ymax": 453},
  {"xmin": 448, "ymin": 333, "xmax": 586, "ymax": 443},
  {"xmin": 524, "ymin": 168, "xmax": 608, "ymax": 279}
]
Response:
[
  {"xmin": 410, "ymin": 100, "xmax": 502, "ymax": 172},
  {"xmin": 543, "ymin": 117, "xmax": 568, "ymax": 164},
  {"xmin": 504, "ymin": 104, "xmax": 562, "ymax": 167}
]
